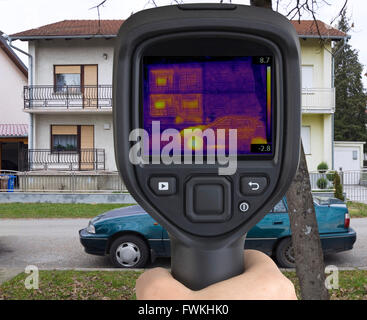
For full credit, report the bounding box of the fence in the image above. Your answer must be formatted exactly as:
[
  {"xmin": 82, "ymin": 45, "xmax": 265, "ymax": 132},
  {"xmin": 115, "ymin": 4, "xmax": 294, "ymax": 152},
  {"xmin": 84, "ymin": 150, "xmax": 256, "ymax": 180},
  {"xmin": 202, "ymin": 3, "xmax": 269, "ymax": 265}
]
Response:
[
  {"xmin": 24, "ymin": 85, "xmax": 112, "ymax": 109},
  {"xmin": 0, "ymin": 170, "xmax": 127, "ymax": 193},
  {"xmin": 340, "ymin": 170, "xmax": 367, "ymax": 203},
  {"xmin": 25, "ymin": 149, "xmax": 105, "ymax": 171},
  {"xmin": 310, "ymin": 170, "xmax": 367, "ymax": 203},
  {"xmin": 3, "ymin": 169, "xmax": 367, "ymax": 200}
]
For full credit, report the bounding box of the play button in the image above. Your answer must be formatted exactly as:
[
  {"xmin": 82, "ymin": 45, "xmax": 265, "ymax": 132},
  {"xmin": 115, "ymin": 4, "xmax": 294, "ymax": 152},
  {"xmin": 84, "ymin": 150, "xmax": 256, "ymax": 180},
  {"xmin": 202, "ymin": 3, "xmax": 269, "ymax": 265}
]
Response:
[{"xmin": 150, "ymin": 177, "xmax": 177, "ymax": 195}]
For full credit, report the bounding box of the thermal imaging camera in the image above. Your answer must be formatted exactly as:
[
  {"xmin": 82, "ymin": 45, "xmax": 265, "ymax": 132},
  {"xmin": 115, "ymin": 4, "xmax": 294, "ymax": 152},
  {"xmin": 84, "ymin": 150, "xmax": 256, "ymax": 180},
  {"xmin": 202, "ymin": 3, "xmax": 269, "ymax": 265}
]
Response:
[{"xmin": 114, "ymin": 3, "xmax": 301, "ymax": 290}]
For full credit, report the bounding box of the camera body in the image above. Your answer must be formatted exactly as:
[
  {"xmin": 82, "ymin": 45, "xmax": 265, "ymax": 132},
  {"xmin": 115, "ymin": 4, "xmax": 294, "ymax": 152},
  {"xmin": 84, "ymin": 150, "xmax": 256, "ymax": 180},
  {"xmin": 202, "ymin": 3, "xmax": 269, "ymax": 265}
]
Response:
[{"xmin": 114, "ymin": 3, "xmax": 301, "ymax": 289}]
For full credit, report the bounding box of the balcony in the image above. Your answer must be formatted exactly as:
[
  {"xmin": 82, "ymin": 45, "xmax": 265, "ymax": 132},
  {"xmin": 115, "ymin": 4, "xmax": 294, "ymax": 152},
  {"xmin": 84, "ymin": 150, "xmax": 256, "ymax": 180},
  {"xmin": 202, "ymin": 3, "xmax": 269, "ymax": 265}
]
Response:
[
  {"xmin": 24, "ymin": 149, "xmax": 105, "ymax": 171},
  {"xmin": 24, "ymin": 85, "xmax": 112, "ymax": 112},
  {"xmin": 302, "ymin": 88, "xmax": 335, "ymax": 113}
]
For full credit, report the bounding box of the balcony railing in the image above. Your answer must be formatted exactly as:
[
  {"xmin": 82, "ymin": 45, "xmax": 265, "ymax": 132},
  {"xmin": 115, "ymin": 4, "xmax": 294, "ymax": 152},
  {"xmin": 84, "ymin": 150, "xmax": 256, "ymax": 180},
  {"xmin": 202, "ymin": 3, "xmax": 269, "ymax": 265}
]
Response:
[
  {"xmin": 24, "ymin": 149, "xmax": 105, "ymax": 171},
  {"xmin": 302, "ymin": 88, "xmax": 335, "ymax": 112},
  {"xmin": 24, "ymin": 85, "xmax": 112, "ymax": 110}
]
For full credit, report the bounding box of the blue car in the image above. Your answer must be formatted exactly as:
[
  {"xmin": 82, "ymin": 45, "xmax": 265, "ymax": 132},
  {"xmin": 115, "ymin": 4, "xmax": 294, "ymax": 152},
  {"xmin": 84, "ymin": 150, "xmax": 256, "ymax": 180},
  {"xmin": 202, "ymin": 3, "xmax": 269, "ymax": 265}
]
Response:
[{"xmin": 79, "ymin": 197, "xmax": 356, "ymax": 268}]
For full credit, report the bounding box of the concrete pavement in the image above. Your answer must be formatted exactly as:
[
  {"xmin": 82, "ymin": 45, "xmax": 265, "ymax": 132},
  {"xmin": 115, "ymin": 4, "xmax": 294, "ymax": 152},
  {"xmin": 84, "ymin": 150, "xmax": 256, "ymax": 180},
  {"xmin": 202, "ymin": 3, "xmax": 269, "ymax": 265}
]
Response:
[{"xmin": 0, "ymin": 218, "xmax": 365, "ymax": 283}]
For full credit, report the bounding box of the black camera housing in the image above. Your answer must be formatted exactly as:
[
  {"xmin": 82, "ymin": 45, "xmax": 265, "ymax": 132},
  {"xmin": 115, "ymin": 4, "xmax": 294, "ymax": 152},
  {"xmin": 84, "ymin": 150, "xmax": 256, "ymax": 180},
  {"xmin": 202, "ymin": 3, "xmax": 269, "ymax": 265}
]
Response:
[{"xmin": 114, "ymin": 3, "xmax": 301, "ymax": 290}]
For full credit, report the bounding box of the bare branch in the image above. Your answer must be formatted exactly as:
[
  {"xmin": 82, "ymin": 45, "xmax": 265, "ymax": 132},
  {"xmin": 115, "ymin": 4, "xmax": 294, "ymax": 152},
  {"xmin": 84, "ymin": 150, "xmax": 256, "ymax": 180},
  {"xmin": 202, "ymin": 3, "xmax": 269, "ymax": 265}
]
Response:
[{"xmin": 330, "ymin": 0, "xmax": 348, "ymax": 25}]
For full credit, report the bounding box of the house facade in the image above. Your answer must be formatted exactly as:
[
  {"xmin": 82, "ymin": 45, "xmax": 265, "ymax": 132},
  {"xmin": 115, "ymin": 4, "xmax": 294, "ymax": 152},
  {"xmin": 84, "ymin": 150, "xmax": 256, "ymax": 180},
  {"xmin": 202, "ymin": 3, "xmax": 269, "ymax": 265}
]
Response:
[
  {"xmin": 0, "ymin": 36, "xmax": 28, "ymax": 171},
  {"xmin": 10, "ymin": 19, "xmax": 347, "ymax": 173}
]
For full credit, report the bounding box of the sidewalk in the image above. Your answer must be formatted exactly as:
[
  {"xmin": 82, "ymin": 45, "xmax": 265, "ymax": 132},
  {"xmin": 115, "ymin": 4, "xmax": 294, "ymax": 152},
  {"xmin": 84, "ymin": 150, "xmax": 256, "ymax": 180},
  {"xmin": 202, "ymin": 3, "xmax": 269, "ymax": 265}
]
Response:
[{"xmin": 0, "ymin": 268, "xmax": 23, "ymax": 285}]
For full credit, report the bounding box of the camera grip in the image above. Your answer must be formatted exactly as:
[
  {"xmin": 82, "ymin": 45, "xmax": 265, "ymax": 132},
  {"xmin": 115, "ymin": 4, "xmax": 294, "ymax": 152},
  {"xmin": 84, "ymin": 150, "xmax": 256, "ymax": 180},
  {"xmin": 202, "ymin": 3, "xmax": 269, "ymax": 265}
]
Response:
[{"xmin": 170, "ymin": 235, "xmax": 245, "ymax": 291}]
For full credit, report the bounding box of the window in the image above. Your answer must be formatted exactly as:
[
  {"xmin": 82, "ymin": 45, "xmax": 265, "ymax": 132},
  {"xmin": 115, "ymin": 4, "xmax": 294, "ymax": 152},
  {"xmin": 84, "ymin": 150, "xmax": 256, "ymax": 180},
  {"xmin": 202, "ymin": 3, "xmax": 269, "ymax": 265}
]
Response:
[
  {"xmin": 51, "ymin": 125, "xmax": 94, "ymax": 153},
  {"xmin": 51, "ymin": 125, "xmax": 78, "ymax": 152},
  {"xmin": 54, "ymin": 66, "xmax": 81, "ymax": 93},
  {"xmin": 353, "ymin": 150, "xmax": 358, "ymax": 160},
  {"xmin": 54, "ymin": 65, "xmax": 98, "ymax": 95},
  {"xmin": 272, "ymin": 200, "xmax": 287, "ymax": 213},
  {"xmin": 301, "ymin": 126, "xmax": 311, "ymax": 155},
  {"xmin": 302, "ymin": 66, "xmax": 313, "ymax": 89},
  {"xmin": 56, "ymin": 74, "xmax": 81, "ymax": 87},
  {"xmin": 52, "ymin": 135, "xmax": 78, "ymax": 151}
]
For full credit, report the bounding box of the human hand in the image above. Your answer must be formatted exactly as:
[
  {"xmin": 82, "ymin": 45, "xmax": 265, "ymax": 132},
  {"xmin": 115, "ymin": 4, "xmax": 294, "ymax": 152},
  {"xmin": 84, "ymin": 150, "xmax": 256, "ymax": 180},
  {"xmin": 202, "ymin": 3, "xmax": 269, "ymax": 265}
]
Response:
[{"xmin": 136, "ymin": 250, "xmax": 297, "ymax": 300}]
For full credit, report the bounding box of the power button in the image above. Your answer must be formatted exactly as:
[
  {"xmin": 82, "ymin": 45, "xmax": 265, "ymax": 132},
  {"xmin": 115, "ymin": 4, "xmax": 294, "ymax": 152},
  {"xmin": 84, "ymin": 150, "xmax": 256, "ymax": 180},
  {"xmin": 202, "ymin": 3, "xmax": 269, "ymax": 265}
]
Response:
[{"xmin": 239, "ymin": 202, "xmax": 250, "ymax": 213}]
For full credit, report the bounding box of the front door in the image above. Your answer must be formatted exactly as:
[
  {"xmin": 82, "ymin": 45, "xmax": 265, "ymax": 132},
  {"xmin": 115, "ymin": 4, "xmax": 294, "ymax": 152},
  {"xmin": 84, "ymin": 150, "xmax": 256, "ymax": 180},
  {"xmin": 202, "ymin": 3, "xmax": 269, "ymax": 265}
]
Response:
[
  {"xmin": 83, "ymin": 65, "xmax": 98, "ymax": 108},
  {"xmin": 80, "ymin": 125, "xmax": 94, "ymax": 170}
]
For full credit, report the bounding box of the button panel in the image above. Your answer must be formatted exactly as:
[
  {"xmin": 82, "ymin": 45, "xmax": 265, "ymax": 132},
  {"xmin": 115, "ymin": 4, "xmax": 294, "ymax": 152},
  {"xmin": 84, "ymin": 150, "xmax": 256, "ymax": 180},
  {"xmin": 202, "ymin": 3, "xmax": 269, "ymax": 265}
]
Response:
[
  {"xmin": 149, "ymin": 177, "xmax": 177, "ymax": 196},
  {"xmin": 240, "ymin": 176, "xmax": 268, "ymax": 195}
]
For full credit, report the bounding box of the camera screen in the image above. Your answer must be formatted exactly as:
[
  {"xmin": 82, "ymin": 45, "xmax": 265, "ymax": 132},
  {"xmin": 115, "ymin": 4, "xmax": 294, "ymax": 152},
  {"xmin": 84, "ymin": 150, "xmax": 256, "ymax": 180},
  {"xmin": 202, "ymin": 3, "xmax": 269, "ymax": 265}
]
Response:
[{"xmin": 142, "ymin": 56, "xmax": 273, "ymax": 156}]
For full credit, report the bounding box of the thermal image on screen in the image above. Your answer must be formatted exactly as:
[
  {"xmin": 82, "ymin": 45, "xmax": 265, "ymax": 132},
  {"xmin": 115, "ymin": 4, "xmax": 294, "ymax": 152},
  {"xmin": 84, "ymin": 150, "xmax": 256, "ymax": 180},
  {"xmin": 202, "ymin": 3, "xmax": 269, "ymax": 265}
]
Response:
[{"xmin": 142, "ymin": 56, "xmax": 273, "ymax": 156}]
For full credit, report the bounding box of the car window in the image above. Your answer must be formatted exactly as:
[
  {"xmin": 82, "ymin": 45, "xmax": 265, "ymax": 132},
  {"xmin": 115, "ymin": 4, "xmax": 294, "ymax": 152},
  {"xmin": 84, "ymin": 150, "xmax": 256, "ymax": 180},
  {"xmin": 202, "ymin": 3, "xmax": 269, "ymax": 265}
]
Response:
[{"xmin": 272, "ymin": 200, "xmax": 287, "ymax": 213}]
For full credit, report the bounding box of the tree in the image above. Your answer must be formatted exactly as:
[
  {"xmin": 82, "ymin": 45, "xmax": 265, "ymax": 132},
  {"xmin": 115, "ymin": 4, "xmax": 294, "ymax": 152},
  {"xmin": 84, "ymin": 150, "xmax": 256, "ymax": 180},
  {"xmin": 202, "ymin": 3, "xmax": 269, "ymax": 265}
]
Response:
[
  {"xmin": 333, "ymin": 10, "xmax": 367, "ymax": 147},
  {"xmin": 251, "ymin": 0, "xmax": 332, "ymax": 301}
]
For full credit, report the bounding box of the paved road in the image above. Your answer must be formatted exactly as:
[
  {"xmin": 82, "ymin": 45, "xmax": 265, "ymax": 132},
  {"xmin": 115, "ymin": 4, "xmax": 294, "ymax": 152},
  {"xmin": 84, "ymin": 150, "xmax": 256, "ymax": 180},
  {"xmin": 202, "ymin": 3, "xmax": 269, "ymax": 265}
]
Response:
[{"xmin": 0, "ymin": 218, "xmax": 366, "ymax": 271}]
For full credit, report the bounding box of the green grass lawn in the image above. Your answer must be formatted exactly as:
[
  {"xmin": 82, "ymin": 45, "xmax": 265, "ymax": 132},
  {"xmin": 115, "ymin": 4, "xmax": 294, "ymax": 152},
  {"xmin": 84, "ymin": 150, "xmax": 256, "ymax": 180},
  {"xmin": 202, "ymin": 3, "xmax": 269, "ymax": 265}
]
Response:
[
  {"xmin": 284, "ymin": 270, "xmax": 367, "ymax": 300},
  {"xmin": 0, "ymin": 270, "xmax": 142, "ymax": 300},
  {"xmin": 0, "ymin": 203, "xmax": 133, "ymax": 219},
  {"xmin": 347, "ymin": 202, "xmax": 367, "ymax": 218},
  {"xmin": 0, "ymin": 270, "xmax": 366, "ymax": 300}
]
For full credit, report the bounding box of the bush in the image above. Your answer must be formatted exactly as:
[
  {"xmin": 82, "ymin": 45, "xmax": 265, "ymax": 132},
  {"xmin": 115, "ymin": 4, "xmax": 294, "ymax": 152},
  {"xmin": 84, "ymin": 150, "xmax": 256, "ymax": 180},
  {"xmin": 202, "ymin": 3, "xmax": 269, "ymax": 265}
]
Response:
[
  {"xmin": 326, "ymin": 171, "xmax": 336, "ymax": 182},
  {"xmin": 334, "ymin": 172, "xmax": 345, "ymax": 201},
  {"xmin": 317, "ymin": 162, "xmax": 329, "ymax": 173},
  {"xmin": 317, "ymin": 177, "xmax": 328, "ymax": 189}
]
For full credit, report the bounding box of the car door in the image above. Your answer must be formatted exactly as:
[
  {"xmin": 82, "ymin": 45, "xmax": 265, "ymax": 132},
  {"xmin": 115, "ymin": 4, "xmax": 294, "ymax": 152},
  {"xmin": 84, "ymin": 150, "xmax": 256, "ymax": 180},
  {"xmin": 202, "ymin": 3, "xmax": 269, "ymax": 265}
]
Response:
[{"xmin": 246, "ymin": 199, "xmax": 290, "ymax": 254}]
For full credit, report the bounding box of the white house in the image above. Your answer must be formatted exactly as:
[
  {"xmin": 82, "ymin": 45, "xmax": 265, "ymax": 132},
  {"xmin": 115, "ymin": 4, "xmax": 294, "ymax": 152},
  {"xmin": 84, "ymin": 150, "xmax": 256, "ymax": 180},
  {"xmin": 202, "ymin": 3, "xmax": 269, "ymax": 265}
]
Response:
[
  {"xmin": 0, "ymin": 36, "xmax": 28, "ymax": 171},
  {"xmin": 9, "ymin": 19, "xmax": 347, "ymax": 173}
]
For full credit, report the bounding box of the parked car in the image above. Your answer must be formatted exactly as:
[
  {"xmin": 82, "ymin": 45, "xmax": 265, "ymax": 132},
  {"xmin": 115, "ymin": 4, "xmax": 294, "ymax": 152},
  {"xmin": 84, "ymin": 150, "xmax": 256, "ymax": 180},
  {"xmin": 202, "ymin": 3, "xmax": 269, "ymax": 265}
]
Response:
[{"xmin": 79, "ymin": 197, "xmax": 356, "ymax": 268}]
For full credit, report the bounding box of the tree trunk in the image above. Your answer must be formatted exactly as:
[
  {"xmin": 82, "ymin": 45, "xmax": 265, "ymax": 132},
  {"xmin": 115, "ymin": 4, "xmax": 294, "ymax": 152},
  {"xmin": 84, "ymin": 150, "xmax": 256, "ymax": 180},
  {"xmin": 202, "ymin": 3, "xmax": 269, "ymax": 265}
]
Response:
[
  {"xmin": 250, "ymin": 0, "xmax": 272, "ymax": 9},
  {"xmin": 249, "ymin": 0, "xmax": 329, "ymax": 300},
  {"xmin": 286, "ymin": 145, "xmax": 329, "ymax": 300}
]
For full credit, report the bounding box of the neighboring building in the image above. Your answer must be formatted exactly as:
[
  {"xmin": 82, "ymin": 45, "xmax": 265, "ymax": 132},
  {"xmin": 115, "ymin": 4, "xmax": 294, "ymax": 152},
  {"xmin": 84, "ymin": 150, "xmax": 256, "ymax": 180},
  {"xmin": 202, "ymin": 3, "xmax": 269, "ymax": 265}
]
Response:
[
  {"xmin": 293, "ymin": 21, "xmax": 348, "ymax": 171},
  {"xmin": 0, "ymin": 36, "xmax": 28, "ymax": 171},
  {"xmin": 10, "ymin": 19, "xmax": 347, "ymax": 172},
  {"xmin": 334, "ymin": 141, "xmax": 365, "ymax": 171}
]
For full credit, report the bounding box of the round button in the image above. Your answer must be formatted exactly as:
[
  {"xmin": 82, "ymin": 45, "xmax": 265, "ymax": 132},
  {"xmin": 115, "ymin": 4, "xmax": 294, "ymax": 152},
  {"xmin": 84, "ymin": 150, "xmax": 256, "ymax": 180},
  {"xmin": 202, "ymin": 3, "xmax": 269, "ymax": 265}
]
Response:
[{"xmin": 239, "ymin": 202, "xmax": 250, "ymax": 213}]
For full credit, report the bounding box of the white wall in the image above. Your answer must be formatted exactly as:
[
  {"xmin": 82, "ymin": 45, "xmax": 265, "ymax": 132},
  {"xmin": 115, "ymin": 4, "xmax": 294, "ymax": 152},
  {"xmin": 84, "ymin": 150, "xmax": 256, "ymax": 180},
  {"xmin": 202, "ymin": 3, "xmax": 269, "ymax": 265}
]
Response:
[
  {"xmin": 0, "ymin": 49, "xmax": 28, "ymax": 124},
  {"xmin": 29, "ymin": 38, "xmax": 117, "ymax": 170},
  {"xmin": 300, "ymin": 39, "xmax": 332, "ymax": 88},
  {"xmin": 334, "ymin": 142, "xmax": 365, "ymax": 172},
  {"xmin": 30, "ymin": 38, "xmax": 114, "ymax": 85},
  {"xmin": 34, "ymin": 113, "xmax": 116, "ymax": 171}
]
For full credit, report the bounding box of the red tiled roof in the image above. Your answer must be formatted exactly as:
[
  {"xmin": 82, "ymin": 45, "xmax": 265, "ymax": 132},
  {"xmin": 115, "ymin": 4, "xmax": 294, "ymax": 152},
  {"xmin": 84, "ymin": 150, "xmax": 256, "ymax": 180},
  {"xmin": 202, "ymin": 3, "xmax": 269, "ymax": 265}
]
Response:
[
  {"xmin": 0, "ymin": 124, "xmax": 28, "ymax": 137},
  {"xmin": 10, "ymin": 19, "xmax": 347, "ymax": 40},
  {"xmin": 11, "ymin": 20, "xmax": 124, "ymax": 39},
  {"xmin": 291, "ymin": 20, "xmax": 347, "ymax": 38}
]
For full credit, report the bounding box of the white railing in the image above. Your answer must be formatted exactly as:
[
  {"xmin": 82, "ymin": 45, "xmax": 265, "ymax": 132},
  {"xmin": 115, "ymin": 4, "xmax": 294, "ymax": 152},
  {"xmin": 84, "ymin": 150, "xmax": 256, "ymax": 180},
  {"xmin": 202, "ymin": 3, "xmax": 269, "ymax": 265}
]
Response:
[
  {"xmin": 0, "ymin": 170, "xmax": 127, "ymax": 193},
  {"xmin": 302, "ymin": 88, "xmax": 335, "ymax": 113}
]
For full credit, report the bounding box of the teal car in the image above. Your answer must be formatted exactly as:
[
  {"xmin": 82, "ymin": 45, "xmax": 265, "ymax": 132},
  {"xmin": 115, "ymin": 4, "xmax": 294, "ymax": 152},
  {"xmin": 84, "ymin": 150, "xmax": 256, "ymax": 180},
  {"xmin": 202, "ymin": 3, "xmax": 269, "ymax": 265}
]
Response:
[{"xmin": 79, "ymin": 197, "xmax": 356, "ymax": 268}]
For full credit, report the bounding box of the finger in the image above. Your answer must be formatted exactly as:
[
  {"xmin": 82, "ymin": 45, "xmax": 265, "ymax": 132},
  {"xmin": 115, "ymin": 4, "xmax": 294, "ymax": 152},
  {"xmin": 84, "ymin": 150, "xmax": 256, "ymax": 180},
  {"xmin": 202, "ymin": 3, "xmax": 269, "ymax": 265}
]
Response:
[{"xmin": 136, "ymin": 267, "xmax": 192, "ymax": 300}]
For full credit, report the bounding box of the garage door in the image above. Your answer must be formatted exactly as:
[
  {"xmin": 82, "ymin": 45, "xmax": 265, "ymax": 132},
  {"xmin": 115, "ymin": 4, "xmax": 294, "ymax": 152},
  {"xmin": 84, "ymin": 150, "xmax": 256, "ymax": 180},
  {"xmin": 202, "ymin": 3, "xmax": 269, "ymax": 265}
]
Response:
[{"xmin": 335, "ymin": 147, "xmax": 360, "ymax": 172}]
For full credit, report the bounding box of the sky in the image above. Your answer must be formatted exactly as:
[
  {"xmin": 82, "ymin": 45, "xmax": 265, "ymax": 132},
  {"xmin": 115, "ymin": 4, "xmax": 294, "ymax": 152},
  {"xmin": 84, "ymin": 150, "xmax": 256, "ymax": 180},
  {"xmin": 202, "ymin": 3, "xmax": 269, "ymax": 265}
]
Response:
[{"xmin": 0, "ymin": 0, "xmax": 366, "ymax": 88}]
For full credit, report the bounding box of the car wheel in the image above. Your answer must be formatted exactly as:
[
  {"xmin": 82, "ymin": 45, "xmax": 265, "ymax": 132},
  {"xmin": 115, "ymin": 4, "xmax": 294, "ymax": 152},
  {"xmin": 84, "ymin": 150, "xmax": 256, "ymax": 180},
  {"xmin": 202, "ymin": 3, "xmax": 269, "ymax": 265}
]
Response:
[
  {"xmin": 275, "ymin": 237, "xmax": 295, "ymax": 268},
  {"xmin": 110, "ymin": 235, "xmax": 149, "ymax": 268}
]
